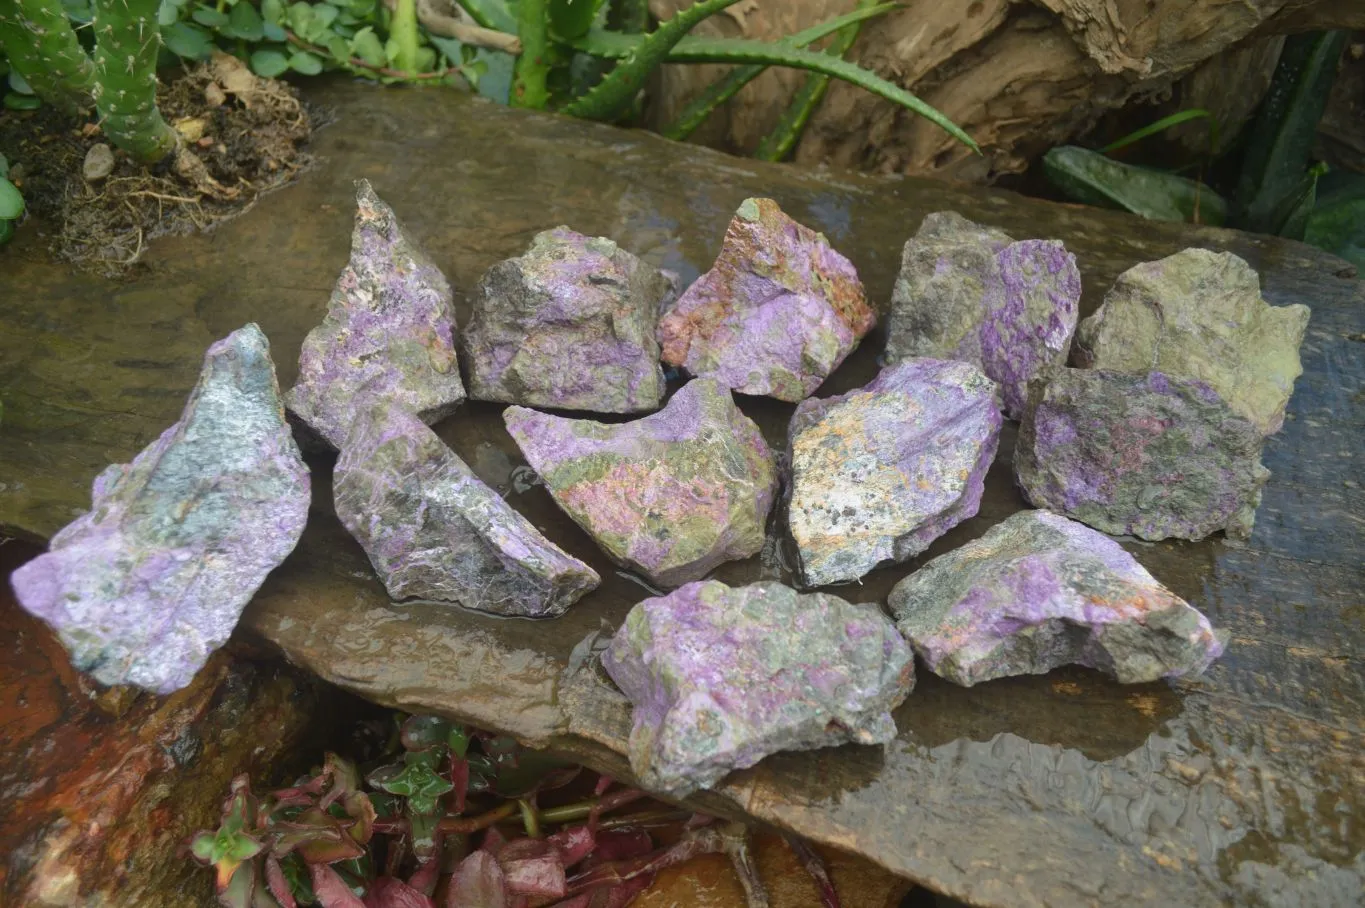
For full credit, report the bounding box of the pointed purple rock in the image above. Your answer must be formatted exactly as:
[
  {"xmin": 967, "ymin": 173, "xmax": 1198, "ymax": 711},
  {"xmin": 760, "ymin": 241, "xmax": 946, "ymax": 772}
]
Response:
[
  {"xmin": 286, "ymin": 180, "xmax": 465, "ymax": 448},
  {"xmin": 333, "ymin": 400, "xmax": 599, "ymax": 617},
  {"xmin": 503, "ymin": 379, "xmax": 777, "ymax": 588},
  {"xmin": 889, "ymin": 509, "xmax": 1227, "ymax": 686},
  {"xmin": 9, "ymin": 324, "xmax": 310, "ymax": 694},
  {"xmin": 463, "ymin": 227, "xmax": 678, "ymax": 413},
  {"xmin": 604, "ymin": 579, "xmax": 914, "ymax": 796},
  {"xmin": 886, "ymin": 211, "xmax": 1081, "ymax": 419},
  {"xmin": 1016, "ymin": 369, "xmax": 1270, "ymax": 541},
  {"xmin": 657, "ymin": 198, "xmax": 876, "ymax": 402},
  {"xmin": 787, "ymin": 358, "xmax": 1002, "ymax": 587}
]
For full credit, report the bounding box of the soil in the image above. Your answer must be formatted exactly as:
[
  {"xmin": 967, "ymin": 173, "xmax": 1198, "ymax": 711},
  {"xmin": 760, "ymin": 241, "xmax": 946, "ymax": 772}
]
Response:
[{"xmin": 0, "ymin": 52, "xmax": 315, "ymax": 276}]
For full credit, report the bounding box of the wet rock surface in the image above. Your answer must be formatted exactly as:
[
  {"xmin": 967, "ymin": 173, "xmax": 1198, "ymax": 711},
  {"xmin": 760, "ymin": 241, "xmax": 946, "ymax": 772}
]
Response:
[
  {"xmin": 787, "ymin": 358, "xmax": 1001, "ymax": 587},
  {"xmin": 886, "ymin": 211, "xmax": 1082, "ymax": 419},
  {"xmin": 889, "ymin": 510, "xmax": 1227, "ymax": 686},
  {"xmin": 1, "ymin": 82, "xmax": 1362, "ymax": 907},
  {"xmin": 1075, "ymin": 249, "xmax": 1311, "ymax": 437},
  {"xmin": 504, "ymin": 379, "xmax": 777, "ymax": 588},
  {"xmin": 334, "ymin": 400, "xmax": 599, "ymax": 617},
  {"xmin": 603, "ymin": 580, "xmax": 913, "ymax": 796},
  {"xmin": 286, "ymin": 180, "xmax": 466, "ymax": 448},
  {"xmin": 657, "ymin": 198, "xmax": 874, "ymax": 401},
  {"xmin": 463, "ymin": 227, "xmax": 677, "ymax": 413},
  {"xmin": 8, "ymin": 324, "xmax": 309, "ymax": 695},
  {"xmin": 1016, "ymin": 369, "xmax": 1271, "ymax": 541}
]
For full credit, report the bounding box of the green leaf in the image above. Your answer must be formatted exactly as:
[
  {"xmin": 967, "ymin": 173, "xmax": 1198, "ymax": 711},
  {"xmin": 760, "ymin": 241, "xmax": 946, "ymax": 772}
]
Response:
[
  {"xmin": 350, "ymin": 27, "xmax": 386, "ymax": 67},
  {"xmin": 163, "ymin": 21, "xmax": 216, "ymax": 60},
  {"xmin": 1305, "ymin": 171, "xmax": 1365, "ymax": 270},
  {"xmin": 0, "ymin": 219, "xmax": 14, "ymax": 246},
  {"xmin": 365, "ymin": 750, "xmax": 453, "ymax": 816},
  {"xmin": 1100, "ymin": 108, "xmax": 1217, "ymax": 155},
  {"xmin": 312, "ymin": 2, "xmax": 338, "ymax": 29},
  {"xmin": 325, "ymin": 33, "xmax": 352, "ymax": 64},
  {"xmin": 453, "ymin": 0, "xmax": 516, "ymax": 34},
  {"xmin": 8, "ymin": 69, "xmax": 33, "ymax": 94},
  {"xmin": 662, "ymin": 1, "xmax": 899, "ymax": 141},
  {"xmin": 3, "ymin": 94, "xmax": 41, "ymax": 111},
  {"xmin": 287, "ymin": 1, "xmax": 316, "ymax": 34},
  {"xmin": 250, "ymin": 48, "xmax": 292, "ymax": 76},
  {"xmin": 157, "ymin": 0, "xmax": 181, "ymax": 26},
  {"xmin": 225, "ymin": 2, "xmax": 265, "ymax": 40},
  {"xmin": 192, "ymin": 5, "xmax": 230, "ymax": 28},
  {"xmin": 61, "ymin": 0, "xmax": 95, "ymax": 23},
  {"xmin": 428, "ymin": 33, "xmax": 464, "ymax": 65},
  {"xmin": 549, "ymin": 0, "xmax": 604, "ymax": 40},
  {"xmin": 264, "ymin": 22, "xmax": 287, "ymax": 40},
  {"xmin": 1235, "ymin": 30, "xmax": 1348, "ymax": 234},
  {"xmin": 1043, "ymin": 145, "xmax": 1227, "ymax": 226},
  {"xmin": 190, "ymin": 832, "xmax": 219, "ymax": 863},
  {"xmin": 1268, "ymin": 162, "xmax": 1327, "ymax": 241},
  {"xmin": 289, "ymin": 51, "xmax": 325, "ymax": 75},
  {"xmin": 262, "ymin": 0, "xmax": 285, "ymax": 23},
  {"xmin": 222, "ymin": 862, "xmax": 257, "ymax": 908}
]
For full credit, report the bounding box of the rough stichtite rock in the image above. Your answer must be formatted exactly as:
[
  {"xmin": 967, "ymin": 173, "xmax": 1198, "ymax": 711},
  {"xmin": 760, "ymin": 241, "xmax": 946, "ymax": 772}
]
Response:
[
  {"xmin": 888, "ymin": 509, "xmax": 1228, "ymax": 686},
  {"xmin": 286, "ymin": 179, "xmax": 465, "ymax": 448},
  {"xmin": 1016, "ymin": 369, "xmax": 1270, "ymax": 541},
  {"xmin": 656, "ymin": 198, "xmax": 875, "ymax": 402},
  {"xmin": 8, "ymin": 324, "xmax": 309, "ymax": 694},
  {"xmin": 503, "ymin": 379, "xmax": 777, "ymax": 588},
  {"xmin": 603, "ymin": 579, "xmax": 914, "ymax": 796},
  {"xmin": 463, "ymin": 227, "xmax": 679, "ymax": 413},
  {"xmin": 885, "ymin": 211, "xmax": 1082, "ymax": 419},
  {"xmin": 334, "ymin": 400, "xmax": 599, "ymax": 618},
  {"xmin": 1075, "ymin": 248, "xmax": 1310, "ymax": 437},
  {"xmin": 787, "ymin": 358, "xmax": 1002, "ymax": 588}
]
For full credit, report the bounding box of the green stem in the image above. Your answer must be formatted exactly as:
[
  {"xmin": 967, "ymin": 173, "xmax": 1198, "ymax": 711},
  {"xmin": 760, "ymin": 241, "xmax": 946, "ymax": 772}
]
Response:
[
  {"xmin": 435, "ymin": 800, "xmax": 518, "ymax": 833},
  {"xmin": 90, "ymin": 0, "xmax": 177, "ymax": 163},
  {"xmin": 512, "ymin": 0, "xmax": 550, "ymax": 108},
  {"xmin": 518, "ymin": 798, "xmax": 541, "ymax": 838},
  {"xmin": 754, "ymin": 0, "xmax": 878, "ymax": 162},
  {"xmin": 0, "ymin": 0, "xmax": 97, "ymax": 115},
  {"xmin": 389, "ymin": 0, "xmax": 420, "ymax": 74}
]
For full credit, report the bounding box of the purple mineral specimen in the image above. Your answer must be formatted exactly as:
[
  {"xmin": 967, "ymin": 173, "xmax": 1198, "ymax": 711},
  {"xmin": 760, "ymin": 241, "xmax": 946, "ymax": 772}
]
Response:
[
  {"xmin": 604, "ymin": 579, "xmax": 914, "ymax": 796},
  {"xmin": 463, "ymin": 227, "xmax": 678, "ymax": 413},
  {"xmin": 334, "ymin": 400, "xmax": 599, "ymax": 618},
  {"xmin": 503, "ymin": 379, "xmax": 777, "ymax": 588},
  {"xmin": 787, "ymin": 358, "xmax": 1002, "ymax": 587},
  {"xmin": 657, "ymin": 198, "xmax": 875, "ymax": 402},
  {"xmin": 1015, "ymin": 369, "xmax": 1270, "ymax": 541},
  {"xmin": 286, "ymin": 180, "xmax": 465, "ymax": 448},
  {"xmin": 888, "ymin": 509, "xmax": 1227, "ymax": 685},
  {"xmin": 9, "ymin": 324, "xmax": 310, "ymax": 694},
  {"xmin": 886, "ymin": 211, "xmax": 1081, "ymax": 419}
]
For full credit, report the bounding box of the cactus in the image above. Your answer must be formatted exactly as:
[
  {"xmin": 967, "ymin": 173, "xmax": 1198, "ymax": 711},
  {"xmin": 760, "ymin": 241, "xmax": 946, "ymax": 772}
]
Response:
[
  {"xmin": 90, "ymin": 0, "xmax": 178, "ymax": 163},
  {"xmin": 0, "ymin": 0, "xmax": 97, "ymax": 114}
]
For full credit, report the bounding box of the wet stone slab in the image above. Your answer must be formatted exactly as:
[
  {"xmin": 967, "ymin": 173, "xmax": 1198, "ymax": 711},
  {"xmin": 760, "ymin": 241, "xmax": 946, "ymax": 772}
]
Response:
[{"xmin": 1, "ymin": 81, "xmax": 1362, "ymax": 908}]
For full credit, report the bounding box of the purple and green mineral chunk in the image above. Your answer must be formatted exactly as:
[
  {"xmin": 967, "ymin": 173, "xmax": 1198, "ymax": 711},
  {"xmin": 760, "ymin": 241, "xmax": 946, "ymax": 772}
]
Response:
[
  {"xmin": 657, "ymin": 198, "xmax": 876, "ymax": 402},
  {"xmin": 502, "ymin": 379, "xmax": 777, "ymax": 588},
  {"xmin": 603, "ymin": 579, "xmax": 914, "ymax": 796},
  {"xmin": 9, "ymin": 324, "xmax": 310, "ymax": 695},
  {"xmin": 885, "ymin": 211, "xmax": 1081, "ymax": 419},
  {"xmin": 1015, "ymin": 368, "xmax": 1270, "ymax": 541},
  {"xmin": 286, "ymin": 179, "xmax": 466, "ymax": 448},
  {"xmin": 1075, "ymin": 248, "xmax": 1310, "ymax": 437},
  {"xmin": 334, "ymin": 400, "xmax": 599, "ymax": 618},
  {"xmin": 787, "ymin": 358, "xmax": 1002, "ymax": 587},
  {"xmin": 462, "ymin": 226, "xmax": 679, "ymax": 414},
  {"xmin": 888, "ymin": 509, "xmax": 1227, "ymax": 686}
]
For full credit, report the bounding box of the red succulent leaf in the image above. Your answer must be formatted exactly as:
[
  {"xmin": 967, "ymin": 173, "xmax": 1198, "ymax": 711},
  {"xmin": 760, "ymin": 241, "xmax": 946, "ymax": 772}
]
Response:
[
  {"xmin": 592, "ymin": 777, "xmax": 613, "ymax": 797},
  {"xmin": 320, "ymin": 754, "xmax": 363, "ymax": 811},
  {"xmin": 309, "ymin": 863, "xmax": 366, "ymax": 908},
  {"xmin": 363, "ymin": 876, "xmax": 435, "ymax": 908},
  {"xmin": 447, "ymin": 851, "xmax": 509, "ymax": 908},
  {"xmin": 274, "ymin": 808, "xmax": 367, "ymax": 864},
  {"xmin": 498, "ymin": 840, "xmax": 566, "ymax": 900},
  {"xmin": 546, "ymin": 826, "xmax": 595, "ymax": 870},
  {"xmin": 449, "ymin": 757, "xmax": 470, "ymax": 816},
  {"xmin": 264, "ymin": 856, "xmax": 298, "ymax": 908},
  {"xmin": 583, "ymin": 830, "xmax": 652, "ymax": 866},
  {"xmin": 596, "ymin": 875, "xmax": 654, "ymax": 908},
  {"xmin": 343, "ymin": 791, "xmax": 377, "ymax": 845},
  {"xmin": 220, "ymin": 860, "xmax": 257, "ymax": 908},
  {"xmin": 480, "ymin": 827, "xmax": 508, "ymax": 857},
  {"xmin": 408, "ymin": 856, "xmax": 442, "ymax": 897}
]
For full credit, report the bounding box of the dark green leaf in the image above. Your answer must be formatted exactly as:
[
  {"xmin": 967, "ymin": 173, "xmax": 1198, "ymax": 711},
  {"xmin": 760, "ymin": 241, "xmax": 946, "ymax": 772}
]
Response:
[
  {"xmin": 1235, "ymin": 30, "xmax": 1348, "ymax": 233},
  {"xmin": 0, "ymin": 176, "xmax": 25, "ymax": 219},
  {"xmin": 225, "ymin": 2, "xmax": 265, "ymax": 40},
  {"xmin": 163, "ymin": 21, "xmax": 216, "ymax": 59},
  {"xmin": 192, "ymin": 5, "xmax": 230, "ymax": 28},
  {"xmin": 0, "ymin": 219, "xmax": 14, "ymax": 246},
  {"xmin": 289, "ymin": 51, "xmax": 325, "ymax": 74},
  {"xmin": 1043, "ymin": 145, "xmax": 1227, "ymax": 226},
  {"xmin": 1305, "ymin": 171, "xmax": 1365, "ymax": 270},
  {"xmin": 453, "ymin": 0, "xmax": 517, "ymax": 34},
  {"xmin": 549, "ymin": 0, "xmax": 604, "ymax": 40},
  {"xmin": 3, "ymin": 94, "xmax": 42, "ymax": 111},
  {"xmin": 1268, "ymin": 162, "xmax": 1327, "ymax": 241},
  {"xmin": 250, "ymin": 48, "xmax": 292, "ymax": 77}
]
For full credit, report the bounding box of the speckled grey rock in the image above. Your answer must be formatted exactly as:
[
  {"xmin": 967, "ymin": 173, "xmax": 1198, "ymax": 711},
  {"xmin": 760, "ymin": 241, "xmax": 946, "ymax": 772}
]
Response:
[{"xmin": 334, "ymin": 400, "xmax": 599, "ymax": 617}]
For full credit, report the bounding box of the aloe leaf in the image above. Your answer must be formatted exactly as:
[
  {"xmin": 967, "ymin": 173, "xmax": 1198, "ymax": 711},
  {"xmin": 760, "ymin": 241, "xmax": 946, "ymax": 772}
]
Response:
[
  {"xmin": 656, "ymin": 37, "xmax": 977, "ymax": 152},
  {"xmin": 512, "ymin": 0, "xmax": 549, "ymax": 108},
  {"xmin": 1100, "ymin": 108, "xmax": 1217, "ymax": 155},
  {"xmin": 1235, "ymin": 30, "xmax": 1347, "ymax": 234},
  {"xmin": 661, "ymin": 2, "xmax": 898, "ymax": 142},
  {"xmin": 0, "ymin": 0, "xmax": 97, "ymax": 114},
  {"xmin": 754, "ymin": 0, "xmax": 881, "ymax": 162},
  {"xmin": 1043, "ymin": 145, "xmax": 1227, "ymax": 226},
  {"xmin": 453, "ymin": 0, "xmax": 516, "ymax": 34},
  {"xmin": 549, "ymin": 0, "xmax": 604, "ymax": 40},
  {"xmin": 1304, "ymin": 171, "xmax": 1365, "ymax": 270},
  {"xmin": 1270, "ymin": 162, "xmax": 1327, "ymax": 241}
]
